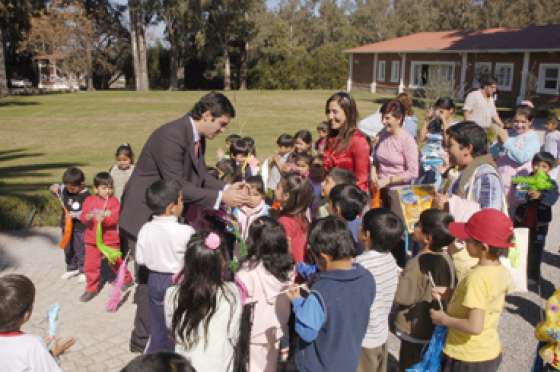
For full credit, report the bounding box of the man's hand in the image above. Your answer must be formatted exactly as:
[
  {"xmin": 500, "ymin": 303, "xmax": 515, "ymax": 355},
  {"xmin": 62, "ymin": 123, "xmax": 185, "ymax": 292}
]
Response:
[{"xmin": 222, "ymin": 183, "xmax": 250, "ymax": 208}]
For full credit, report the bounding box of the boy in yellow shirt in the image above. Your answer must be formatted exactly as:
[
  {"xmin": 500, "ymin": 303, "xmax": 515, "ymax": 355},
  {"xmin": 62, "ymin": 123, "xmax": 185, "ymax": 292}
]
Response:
[{"xmin": 430, "ymin": 209, "xmax": 514, "ymax": 372}]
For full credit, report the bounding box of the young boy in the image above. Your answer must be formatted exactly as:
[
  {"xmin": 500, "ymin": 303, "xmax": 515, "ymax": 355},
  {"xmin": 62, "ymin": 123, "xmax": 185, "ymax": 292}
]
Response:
[
  {"xmin": 216, "ymin": 133, "xmax": 241, "ymax": 160},
  {"xmin": 355, "ymin": 209, "xmax": 403, "ymax": 372},
  {"xmin": 0, "ymin": 274, "xmax": 75, "ymax": 372},
  {"xmin": 80, "ymin": 172, "xmax": 132, "ymax": 302},
  {"xmin": 49, "ymin": 167, "xmax": 90, "ymax": 281},
  {"xmin": 328, "ymin": 183, "xmax": 368, "ymax": 254},
  {"xmin": 393, "ymin": 209, "xmax": 455, "ymax": 371},
  {"xmin": 319, "ymin": 167, "xmax": 356, "ymax": 218},
  {"xmin": 287, "ymin": 217, "xmax": 375, "ymax": 372},
  {"xmin": 266, "ymin": 133, "xmax": 294, "ymax": 193},
  {"xmin": 514, "ymin": 151, "xmax": 559, "ymax": 284},
  {"xmin": 136, "ymin": 179, "xmax": 195, "ymax": 353},
  {"xmin": 430, "ymin": 209, "xmax": 514, "ymax": 371},
  {"xmin": 230, "ymin": 138, "xmax": 253, "ymax": 179}
]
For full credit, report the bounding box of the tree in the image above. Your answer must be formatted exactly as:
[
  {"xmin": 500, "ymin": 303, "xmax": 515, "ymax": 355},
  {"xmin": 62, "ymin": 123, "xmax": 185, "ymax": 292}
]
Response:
[{"xmin": 129, "ymin": 0, "xmax": 151, "ymax": 91}]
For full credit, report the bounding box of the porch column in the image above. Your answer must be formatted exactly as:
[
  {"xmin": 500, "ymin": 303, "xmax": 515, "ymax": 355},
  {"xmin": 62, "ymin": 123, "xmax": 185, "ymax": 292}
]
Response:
[
  {"xmin": 459, "ymin": 53, "xmax": 468, "ymax": 99},
  {"xmin": 346, "ymin": 54, "xmax": 353, "ymax": 92},
  {"xmin": 399, "ymin": 53, "xmax": 406, "ymax": 93},
  {"xmin": 517, "ymin": 52, "xmax": 530, "ymax": 103},
  {"xmin": 370, "ymin": 53, "xmax": 378, "ymax": 93}
]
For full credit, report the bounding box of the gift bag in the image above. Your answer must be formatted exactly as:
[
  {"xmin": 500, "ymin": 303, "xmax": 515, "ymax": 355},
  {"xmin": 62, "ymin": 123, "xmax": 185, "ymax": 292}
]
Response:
[{"xmin": 388, "ymin": 184, "xmax": 435, "ymax": 234}]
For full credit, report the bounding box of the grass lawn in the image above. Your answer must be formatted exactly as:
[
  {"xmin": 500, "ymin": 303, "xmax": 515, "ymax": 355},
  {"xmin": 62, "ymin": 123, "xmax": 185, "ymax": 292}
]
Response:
[{"xmin": 1, "ymin": 89, "xmax": 402, "ymax": 229}]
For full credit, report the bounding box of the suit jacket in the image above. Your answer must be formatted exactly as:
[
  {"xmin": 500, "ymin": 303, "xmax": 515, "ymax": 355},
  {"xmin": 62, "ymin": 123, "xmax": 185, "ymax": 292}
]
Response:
[{"xmin": 120, "ymin": 115, "xmax": 225, "ymax": 238}]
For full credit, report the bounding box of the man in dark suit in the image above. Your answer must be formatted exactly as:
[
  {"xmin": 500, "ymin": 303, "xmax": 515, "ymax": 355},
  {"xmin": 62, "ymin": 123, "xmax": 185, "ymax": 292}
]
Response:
[{"xmin": 120, "ymin": 92, "xmax": 252, "ymax": 351}]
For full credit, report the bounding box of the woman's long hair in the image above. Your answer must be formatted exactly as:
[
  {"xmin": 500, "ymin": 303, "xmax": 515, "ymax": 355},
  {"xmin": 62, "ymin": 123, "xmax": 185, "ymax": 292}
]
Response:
[
  {"xmin": 244, "ymin": 216, "xmax": 293, "ymax": 282},
  {"xmin": 325, "ymin": 91, "xmax": 359, "ymax": 152},
  {"xmin": 171, "ymin": 232, "xmax": 237, "ymax": 349}
]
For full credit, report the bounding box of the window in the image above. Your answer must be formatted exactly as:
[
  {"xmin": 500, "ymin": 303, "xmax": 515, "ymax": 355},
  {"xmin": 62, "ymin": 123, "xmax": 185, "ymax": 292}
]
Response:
[
  {"xmin": 377, "ymin": 61, "xmax": 386, "ymax": 82},
  {"xmin": 494, "ymin": 63, "xmax": 514, "ymax": 91},
  {"xmin": 473, "ymin": 62, "xmax": 491, "ymax": 88},
  {"xmin": 537, "ymin": 64, "xmax": 560, "ymax": 95},
  {"xmin": 391, "ymin": 61, "xmax": 400, "ymax": 83},
  {"xmin": 410, "ymin": 62, "xmax": 455, "ymax": 88}
]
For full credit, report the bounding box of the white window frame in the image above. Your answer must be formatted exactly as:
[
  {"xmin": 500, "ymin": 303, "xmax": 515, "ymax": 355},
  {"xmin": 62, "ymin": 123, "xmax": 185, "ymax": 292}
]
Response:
[
  {"xmin": 473, "ymin": 62, "xmax": 492, "ymax": 88},
  {"xmin": 408, "ymin": 61, "xmax": 456, "ymax": 89},
  {"xmin": 537, "ymin": 63, "xmax": 560, "ymax": 95},
  {"xmin": 494, "ymin": 62, "xmax": 514, "ymax": 91},
  {"xmin": 390, "ymin": 61, "xmax": 400, "ymax": 83},
  {"xmin": 377, "ymin": 60, "xmax": 386, "ymax": 82}
]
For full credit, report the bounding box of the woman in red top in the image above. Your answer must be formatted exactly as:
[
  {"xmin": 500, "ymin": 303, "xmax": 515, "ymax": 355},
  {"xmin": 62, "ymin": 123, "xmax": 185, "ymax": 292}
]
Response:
[{"xmin": 323, "ymin": 92, "xmax": 371, "ymax": 193}]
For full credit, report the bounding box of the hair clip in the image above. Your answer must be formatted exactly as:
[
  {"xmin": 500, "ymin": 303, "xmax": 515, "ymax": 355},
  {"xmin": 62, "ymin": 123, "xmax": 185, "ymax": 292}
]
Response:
[{"xmin": 205, "ymin": 233, "xmax": 221, "ymax": 250}]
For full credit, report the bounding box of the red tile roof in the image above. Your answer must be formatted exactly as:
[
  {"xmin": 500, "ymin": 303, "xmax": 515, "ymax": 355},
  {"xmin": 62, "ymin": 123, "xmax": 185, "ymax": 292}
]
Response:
[{"xmin": 346, "ymin": 24, "xmax": 560, "ymax": 53}]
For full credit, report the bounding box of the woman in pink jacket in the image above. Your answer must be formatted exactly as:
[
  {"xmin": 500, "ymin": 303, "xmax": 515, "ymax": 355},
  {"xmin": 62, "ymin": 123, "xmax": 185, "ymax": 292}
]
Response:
[{"xmin": 235, "ymin": 217, "xmax": 294, "ymax": 372}]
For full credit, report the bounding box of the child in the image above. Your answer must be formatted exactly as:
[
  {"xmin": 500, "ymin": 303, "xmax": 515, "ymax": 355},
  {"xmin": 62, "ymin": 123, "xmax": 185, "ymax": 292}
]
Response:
[
  {"xmin": 275, "ymin": 173, "xmax": 313, "ymax": 263},
  {"xmin": 430, "ymin": 209, "xmax": 514, "ymax": 371},
  {"xmin": 79, "ymin": 172, "xmax": 132, "ymax": 302},
  {"xmin": 216, "ymin": 158, "xmax": 241, "ymax": 184},
  {"xmin": 319, "ymin": 167, "xmax": 356, "ymax": 218},
  {"xmin": 287, "ymin": 217, "xmax": 375, "ymax": 372},
  {"xmin": 121, "ymin": 352, "xmax": 196, "ymax": 372},
  {"xmin": 265, "ymin": 133, "xmax": 294, "ymax": 193},
  {"xmin": 244, "ymin": 136, "xmax": 261, "ymax": 175},
  {"xmin": 49, "ymin": 167, "xmax": 90, "ymax": 281},
  {"xmin": 355, "ymin": 209, "xmax": 402, "ymax": 372},
  {"xmin": 544, "ymin": 113, "xmax": 560, "ymax": 166},
  {"xmin": 0, "ymin": 274, "xmax": 75, "ymax": 372},
  {"xmin": 315, "ymin": 121, "xmax": 329, "ymax": 155},
  {"xmin": 393, "ymin": 209, "xmax": 455, "ymax": 371},
  {"xmin": 292, "ymin": 152, "xmax": 312, "ymax": 177},
  {"xmin": 136, "ymin": 179, "xmax": 195, "ymax": 353},
  {"xmin": 232, "ymin": 176, "xmax": 270, "ymax": 240},
  {"xmin": 230, "ymin": 138, "xmax": 253, "ymax": 179},
  {"xmin": 165, "ymin": 232, "xmax": 242, "ymax": 372},
  {"xmin": 514, "ymin": 151, "xmax": 559, "ymax": 284},
  {"xmin": 217, "ymin": 133, "xmax": 242, "ymax": 160},
  {"xmin": 309, "ymin": 155, "xmax": 325, "ymax": 218},
  {"xmin": 293, "ymin": 129, "xmax": 313, "ymax": 154},
  {"xmin": 495, "ymin": 104, "xmax": 541, "ymax": 211},
  {"xmin": 328, "ymin": 183, "xmax": 368, "ymax": 253},
  {"xmin": 235, "ymin": 216, "xmax": 293, "ymax": 372},
  {"xmin": 109, "ymin": 143, "xmax": 135, "ymax": 201}
]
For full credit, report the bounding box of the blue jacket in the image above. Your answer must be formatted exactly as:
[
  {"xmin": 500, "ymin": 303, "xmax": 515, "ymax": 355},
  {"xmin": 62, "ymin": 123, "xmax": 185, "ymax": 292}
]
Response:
[{"xmin": 293, "ymin": 264, "xmax": 375, "ymax": 372}]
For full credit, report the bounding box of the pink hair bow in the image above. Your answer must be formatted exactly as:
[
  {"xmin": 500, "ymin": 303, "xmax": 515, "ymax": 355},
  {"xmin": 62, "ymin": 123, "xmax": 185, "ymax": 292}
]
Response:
[{"xmin": 205, "ymin": 233, "xmax": 221, "ymax": 250}]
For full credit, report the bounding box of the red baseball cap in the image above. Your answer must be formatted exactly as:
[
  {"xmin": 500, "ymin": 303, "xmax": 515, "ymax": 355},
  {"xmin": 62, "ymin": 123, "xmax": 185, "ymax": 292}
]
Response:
[{"xmin": 448, "ymin": 209, "xmax": 514, "ymax": 249}]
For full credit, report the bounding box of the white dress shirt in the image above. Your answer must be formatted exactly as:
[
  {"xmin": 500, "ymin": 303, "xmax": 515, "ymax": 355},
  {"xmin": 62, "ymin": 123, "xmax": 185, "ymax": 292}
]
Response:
[{"xmin": 136, "ymin": 215, "xmax": 195, "ymax": 274}]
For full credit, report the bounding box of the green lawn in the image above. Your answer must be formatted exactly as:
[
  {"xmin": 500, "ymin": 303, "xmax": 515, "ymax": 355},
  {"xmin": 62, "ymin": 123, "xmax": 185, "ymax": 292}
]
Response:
[{"xmin": 1, "ymin": 89, "xmax": 398, "ymax": 229}]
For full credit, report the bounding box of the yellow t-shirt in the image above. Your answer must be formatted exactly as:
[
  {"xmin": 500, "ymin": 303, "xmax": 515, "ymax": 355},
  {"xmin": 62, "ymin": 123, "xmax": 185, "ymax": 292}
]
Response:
[{"xmin": 444, "ymin": 264, "xmax": 513, "ymax": 362}]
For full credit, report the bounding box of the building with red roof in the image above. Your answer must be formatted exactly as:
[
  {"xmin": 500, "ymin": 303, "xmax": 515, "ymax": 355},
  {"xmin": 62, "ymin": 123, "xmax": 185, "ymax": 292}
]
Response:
[{"xmin": 345, "ymin": 25, "xmax": 560, "ymax": 105}]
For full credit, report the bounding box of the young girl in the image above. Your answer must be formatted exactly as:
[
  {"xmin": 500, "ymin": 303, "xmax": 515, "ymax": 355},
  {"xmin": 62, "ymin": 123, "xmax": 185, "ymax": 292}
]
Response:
[
  {"xmin": 275, "ymin": 174, "xmax": 313, "ymax": 263},
  {"xmin": 232, "ymin": 176, "xmax": 270, "ymax": 240},
  {"xmin": 165, "ymin": 232, "xmax": 242, "ymax": 372},
  {"xmin": 293, "ymin": 130, "xmax": 313, "ymax": 155},
  {"xmin": 80, "ymin": 172, "xmax": 132, "ymax": 302},
  {"xmin": 292, "ymin": 152, "xmax": 312, "ymax": 177},
  {"xmin": 430, "ymin": 209, "xmax": 514, "ymax": 371},
  {"xmin": 109, "ymin": 144, "xmax": 135, "ymax": 202},
  {"xmin": 495, "ymin": 104, "xmax": 541, "ymax": 210},
  {"xmin": 393, "ymin": 209, "xmax": 455, "ymax": 371},
  {"xmin": 235, "ymin": 217, "xmax": 294, "ymax": 372}
]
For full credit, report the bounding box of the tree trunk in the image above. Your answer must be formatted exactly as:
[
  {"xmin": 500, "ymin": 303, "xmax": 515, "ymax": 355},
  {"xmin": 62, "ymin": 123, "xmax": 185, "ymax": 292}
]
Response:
[
  {"xmin": 0, "ymin": 29, "xmax": 8, "ymax": 97},
  {"xmin": 137, "ymin": 22, "xmax": 149, "ymax": 90},
  {"xmin": 239, "ymin": 40, "xmax": 248, "ymax": 90},
  {"xmin": 129, "ymin": 1, "xmax": 149, "ymax": 91},
  {"xmin": 169, "ymin": 39, "xmax": 178, "ymax": 90},
  {"xmin": 129, "ymin": 3, "xmax": 141, "ymax": 90},
  {"xmin": 223, "ymin": 45, "xmax": 231, "ymax": 91}
]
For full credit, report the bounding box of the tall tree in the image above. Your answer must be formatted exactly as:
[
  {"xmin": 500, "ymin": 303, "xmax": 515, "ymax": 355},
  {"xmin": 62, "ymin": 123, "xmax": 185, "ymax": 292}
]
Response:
[
  {"xmin": 156, "ymin": 0, "xmax": 187, "ymax": 89},
  {"xmin": 129, "ymin": 0, "xmax": 150, "ymax": 91}
]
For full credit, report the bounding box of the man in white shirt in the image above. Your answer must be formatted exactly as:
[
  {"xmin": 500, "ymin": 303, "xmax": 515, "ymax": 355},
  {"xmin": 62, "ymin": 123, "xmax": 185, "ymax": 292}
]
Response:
[{"xmin": 463, "ymin": 75, "xmax": 505, "ymax": 130}]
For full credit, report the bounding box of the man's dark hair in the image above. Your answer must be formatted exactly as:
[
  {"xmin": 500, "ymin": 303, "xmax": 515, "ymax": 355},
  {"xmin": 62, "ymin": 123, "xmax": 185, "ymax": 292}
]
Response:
[
  {"xmin": 230, "ymin": 138, "xmax": 251, "ymax": 157},
  {"xmin": 120, "ymin": 352, "xmax": 196, "ymax": 372},
  {"xmin": 327, "ymin": 167, "xmax": 356, "ymax": 185},
  {"xmin": 480, "ymin": 75, "xmax": 497, "ymax": 88},
  {"xmin": 93, "ymin": 172, "xmax": 114, "ymax": 188},
  {"xmin": 62, "ymin": 167, "xmax": 85, "ymax": 186},
  {"xmin": 145, "ymin": 179, "xmax": 182, "ymax": 215},
  {"xmin": 246, "ymin": 175, "xmax": 265, "ymax": 195},
  {"xmin": 362, "ymin": 208, "xmax": 404, "ymax": 253},
  {"xmin": 532, "ymin": 151, "xmax": 556, "ymax": 169},
  {"xmin": 189, "ymin": 92, "xmax": 235, "ymax": 120},
  {"xmin": 418, "ymin": 209, "xmax": 454, "ymax": 252},
  {"xmin": 0, "ymin": 274, "xmax": 35, "ymax": 332},
  {"xmin": 277, "ymin": 133, "xmax": 294, "ymax": 147},
  {"xmin": 308, "ymin": 216, "xmax": 355, "ymax": 261},
  {"xmin": 329, "ymin": 184, "xmax": 367, "ymax": 221},
  {"xmin": 446, "ymin": 121, "xmax": 488, "ymax": 157}
]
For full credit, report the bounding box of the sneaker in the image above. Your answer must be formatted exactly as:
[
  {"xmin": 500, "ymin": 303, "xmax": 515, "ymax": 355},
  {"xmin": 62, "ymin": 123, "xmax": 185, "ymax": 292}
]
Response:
[
  {"xmin": 77, "ymin": 274, "xmax": 86, "ymax": 283},
  {"xmin": 61, "ymin": 270, "xmax": 79, "ymax": 280},
  {"xmin": 79, "ymin": 291, "xmax": 98, "ymax": 302}
]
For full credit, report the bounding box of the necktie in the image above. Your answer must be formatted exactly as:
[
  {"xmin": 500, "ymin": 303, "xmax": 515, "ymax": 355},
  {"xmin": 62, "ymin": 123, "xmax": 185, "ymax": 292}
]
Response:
[{"xmin": 193, "ymin": 141, "xmax": 200, "ymax": 160}]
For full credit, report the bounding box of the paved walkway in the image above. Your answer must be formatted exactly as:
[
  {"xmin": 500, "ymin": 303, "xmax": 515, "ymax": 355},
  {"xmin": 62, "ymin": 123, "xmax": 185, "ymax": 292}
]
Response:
[{"xmin": 1, "ymin": 202, "xmax": 560, "ymax": 371}]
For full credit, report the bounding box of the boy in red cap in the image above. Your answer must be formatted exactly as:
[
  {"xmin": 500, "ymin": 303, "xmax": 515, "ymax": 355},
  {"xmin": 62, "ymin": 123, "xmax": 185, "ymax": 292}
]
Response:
[{"xmin": 430, "ymin": 209, "xmax": 514, "ymax": 372}]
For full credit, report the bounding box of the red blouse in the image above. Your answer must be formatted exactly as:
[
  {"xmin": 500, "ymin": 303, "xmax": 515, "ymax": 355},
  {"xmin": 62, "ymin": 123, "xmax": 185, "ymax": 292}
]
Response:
[{"xmin": 323, "ymin": 130, "xmax": 371, "ymax": 193}]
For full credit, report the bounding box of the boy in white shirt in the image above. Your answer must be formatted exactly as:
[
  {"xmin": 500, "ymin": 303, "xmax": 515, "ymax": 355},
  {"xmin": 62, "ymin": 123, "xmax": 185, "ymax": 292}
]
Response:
[
  {"xmin": 0, "ymin": 274, "xmax": 75, "ymax": 372},
  {"xmin": 136, "ymin": 179, "xmax": 195, "ymax": 353}
]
